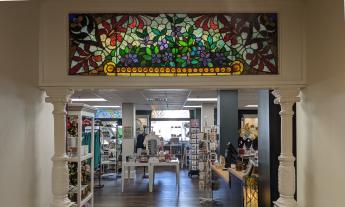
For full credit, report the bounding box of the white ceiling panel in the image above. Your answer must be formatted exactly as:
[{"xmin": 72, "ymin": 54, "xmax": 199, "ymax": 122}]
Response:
[{"xmin": 71, "ymin": 88, "xmax": 259, "ymax": 110}]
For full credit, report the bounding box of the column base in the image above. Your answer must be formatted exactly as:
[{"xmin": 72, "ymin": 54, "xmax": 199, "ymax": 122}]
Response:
[
  {"xmin": 274, "ymin": 197, "xmax": 298, "ymax": 207},
  {"xmin": 50, "ymin": 197, "xmax": 74, "ymax": 207}
]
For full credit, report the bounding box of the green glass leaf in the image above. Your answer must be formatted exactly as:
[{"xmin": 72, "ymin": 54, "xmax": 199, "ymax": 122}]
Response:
[
  {"xmin": 152, "ymin": 28, "xmax": 161, "ymax": 36},
  {"xmin": 169, "ymin": 62, "xmax": 175, "ymax": 67},
  {"xmin": 161, "ymin": 28, "xmax": 167, "ymax": 35},
  {"xmin": 172, "ymin": 48, "xmax": 178, "ymax": 54},
  {"xmin": 182, "ymin": 47, "xmax": 188, "ymax": 54},
  {"xmin": 176, "ymin": 57, "xmax": 184, "ymax": 63},
  {"xmin": 191, "ymin": 60, "xmax": 198, "ymax": 65},
  {"xmin": 135, "ymin": 31, "xmax": 146, "ymax": 39},
  {"xmin": 154, "ymin": 46, "xmax": 159, "ymax": 54},
  {"xmin": 105, "ymin": 55, "xmax": 112, "ymax": 61},
  {"xmin": 166, "ymin": 36, "xmax": 174, "ymax": 42},
  {"xmin": 207, "ymin": 36, "xmax": 213, "ymax": 44},
  {"xmin": 146, "ymin": 47, "xmax": 152, "ymax": 55},
  {"xmin": 188, "ymin": 38, "xmax": 193, "ymax": 46},
  {"xmin": 175, "ymin": 18, "xmax": 184, "ymax": 24},
  {"xmin": 125, "ymin": 46, "xmax": 129, "ymax": 53},
  {"xmin": 181, "ymin": 62, "xmax": 187, "ymax": 67},
  {"xmin": 119, "ymin": 49, "xmax": 125, "ymax": 56},
  {"xmin": 211, "ymin": 43, "xmax": 217, "ymax": 50},
  {"xmin": 188, "ymin": 26, "xmax": 194, "ymax": 34},
  {"xmin": 144, "ymin": 55, "xmax": 152, "ymax": 60},
  {"xmin": 135, "ymin": 47, "xmax": 140, "ymax": 54},
  {"xmin": 143, "ymin": 28, "xmax": 148, "ymax": 36},
  {"xmin": 110, "ymin": 50, "xmax": 116, "ymax": 57},
  {"xmin": 167, "ymin": 15, "xmax": 174, "ymax": 24},
  {"xmin": 178, "ymin": 41, "xmax": 188, "ymax": 47},
  {"xmin": 208, "ymin": 62, "xmax": 213, "ymax": 67},
  {"xmin": 153, "ymin": 36, "xmax": 160, "ymax": 42}
]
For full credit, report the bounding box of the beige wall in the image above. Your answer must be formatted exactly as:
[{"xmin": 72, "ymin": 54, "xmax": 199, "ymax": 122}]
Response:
[
  {"xmin": 297, "ymin": 0, "xmax": 345, "ymax": 206},
  {"xmin": 0, "ymin": 2, "xmax": 54, "ymax": 207}
]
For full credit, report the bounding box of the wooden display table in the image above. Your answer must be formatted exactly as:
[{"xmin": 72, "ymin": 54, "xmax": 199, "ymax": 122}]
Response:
[
  {"xmin": 211, "ymin": 164, "xmax": 229, "ymax": 183},
  {"xmin": 150, "ymin": 160, "xmax": 180, "ymax": 192},
  {"xmin": 228, "ymin": 167, "xmax": 245, "ymax": 182},
  {"xmin": 211, "ymin": 164, "xmax": 245, "ymax": 207},
  {"xmin": 121, "ymin": 159, "xmax": 180, "ymax": 193},
  {"xmin": 211, "ymin": 164, "xmax": 246, "ymax": 183}
]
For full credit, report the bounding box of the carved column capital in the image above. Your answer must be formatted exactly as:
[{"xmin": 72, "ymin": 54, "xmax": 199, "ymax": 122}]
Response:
[
  {"xmin": 45, "ymin": 87, "xmax": 74, "ymax": 104},
  {"xmin": 272, "ymin": 87, "xmax": 301, "ymax": 105},
  {"xmin": 272, "ymin": 88, "xmax": 301, "ymax": 116}
]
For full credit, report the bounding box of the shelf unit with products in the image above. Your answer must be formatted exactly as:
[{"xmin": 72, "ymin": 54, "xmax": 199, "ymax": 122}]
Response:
[
  {"xmin": 99, "ymin": 122, "xmax": 122, "ymax": 175},
  {"xmin": 188, "ymin": 127, "xmax": 200, "ymax": 176},
  {"xmin": 66, "ymin": 104, "xmax": 96, "ymax": 207},
  {"xmin": 199, "ymin": 126, "xmax": 218, "ymax": 204}
]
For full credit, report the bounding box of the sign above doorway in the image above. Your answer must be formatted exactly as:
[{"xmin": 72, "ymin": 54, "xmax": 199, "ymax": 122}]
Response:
[{"xmin": 69, "ymin": 13, "xmax": 278, "ymax": 76}]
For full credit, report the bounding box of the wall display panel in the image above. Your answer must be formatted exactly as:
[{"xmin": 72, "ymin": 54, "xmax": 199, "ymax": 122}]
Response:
[{"xmin": 69, "ymin": 13, "xmax": 278, "ymax": 76}]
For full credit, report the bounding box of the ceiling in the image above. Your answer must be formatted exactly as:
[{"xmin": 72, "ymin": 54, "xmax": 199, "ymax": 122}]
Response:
[{"xmin": 71, "ymin": 89, "xmax": 259, "ymax": 110}]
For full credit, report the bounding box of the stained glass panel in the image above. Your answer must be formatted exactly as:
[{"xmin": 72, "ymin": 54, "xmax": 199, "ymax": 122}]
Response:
[{"xmin": 69, "ymin": 13, "xmax": 278, "ymax": 76}]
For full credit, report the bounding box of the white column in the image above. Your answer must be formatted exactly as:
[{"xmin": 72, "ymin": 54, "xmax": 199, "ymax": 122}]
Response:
[
  {"xmin": 45, "ymin": 87, "xmax": 74, "ymax": 207},
  {"xmin": 201, "ymin": 103, "xmax": 214, "ymax": 131},
  {"xmin": 122, "ymin": 103, "xmax": 136, "ymax": 178},
  {"xmin": 272, "ymin": 88, "xmax": 300, "ymax": 207}
]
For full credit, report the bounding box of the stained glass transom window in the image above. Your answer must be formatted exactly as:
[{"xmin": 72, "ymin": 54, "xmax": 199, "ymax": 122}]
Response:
[{"xmin": 69, "ymin": 13, "xmax": 278, "ymax": 76}]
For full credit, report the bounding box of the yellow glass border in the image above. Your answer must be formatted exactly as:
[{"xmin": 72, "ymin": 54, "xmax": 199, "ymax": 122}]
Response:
[{"xmin": 107, "ymin": 67, "xmax": 239, "ymax": 76}]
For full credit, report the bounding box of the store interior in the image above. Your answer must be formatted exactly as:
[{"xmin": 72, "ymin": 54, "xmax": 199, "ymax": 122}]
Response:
[{"xmin": 65, "ymin": 88, "xmax": 264, "ymax": 207}]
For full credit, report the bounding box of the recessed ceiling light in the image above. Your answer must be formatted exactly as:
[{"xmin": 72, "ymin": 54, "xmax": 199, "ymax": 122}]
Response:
[
  {"xmin": 245, "ymin": 104, "xmax": 258, "ymax": 108},
  {"xmin": 71, "ymin": 98, "xmax": 107, "ymax": 102},
  {"xmin": 187, "ymin": 98, "xmax": 217, "ymax": 102},
  {"xmin": 183, "ymin": 105, "xmax": 202, "ymax": 108},
  {"xmin": 93, "ymin": 105, "xmax": 121, "ymax": 108},
  {"xmin": 146, "ymin": 89, "xmax": 188, "ymax": 92},
  {"xmin": 147, "ymin": 98, "xmax": 168, "ymax": 102}
]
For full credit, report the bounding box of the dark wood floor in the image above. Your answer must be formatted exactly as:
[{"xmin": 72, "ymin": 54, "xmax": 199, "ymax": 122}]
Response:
[{"xmin": 94, "ymin": 167, "xmax": 241, "ymax": 207}]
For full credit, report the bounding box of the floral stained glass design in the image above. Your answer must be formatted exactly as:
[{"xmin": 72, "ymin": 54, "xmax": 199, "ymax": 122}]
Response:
[{"xmin": 69, "ymin": 13, "xmax": 278, "ymax": 76}]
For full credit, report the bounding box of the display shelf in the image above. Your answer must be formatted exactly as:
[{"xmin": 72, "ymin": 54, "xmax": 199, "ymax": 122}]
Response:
[
  {"xmin": 69, "ymin": 184, "xmax": 89, "ymax": 194},
  {"xmin": 99, "ymin": 122, "xmax": 121, "ymax": 175},
  {"xmin": 80, "ymin": 193, "xmax": 93, "ymax": 206},
  {"xmin": 68, "ymin": 153, "xmax": 93, "ymax": 162},
  {"xmin": 66, "ymin": 103, "xmax": 96, "ymax": 207},
  {"xmin": 188, "ymin": 127, "xmax": 200, "ymax": 175}
]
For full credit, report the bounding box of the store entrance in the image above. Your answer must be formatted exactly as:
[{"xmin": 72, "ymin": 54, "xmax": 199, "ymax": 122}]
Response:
[{"xmin": 67, "ymin": 88, "xmax": 262, "ymax": 207}]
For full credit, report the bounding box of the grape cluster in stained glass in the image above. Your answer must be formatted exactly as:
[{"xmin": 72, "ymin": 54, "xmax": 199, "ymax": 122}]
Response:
[{"xmin": 69, "ymin": 13, "xmax": 278, "ymax": 76}]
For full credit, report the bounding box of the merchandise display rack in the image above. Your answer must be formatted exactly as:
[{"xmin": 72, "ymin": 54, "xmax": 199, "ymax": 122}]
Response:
[
  {"xmin": 100, "ymin": 126, "xmax": 118, "ymax": 174},
  {"xmin": 66, "ymin": 104, "xmax": 96, "ymax": 207},
  {"xmin": 199, "ymin": 126, "xmax": 218, "ymax": 205},
  {"xmin": 188, "ymin": 127, "xmax": 200, "ymax": 176}
]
